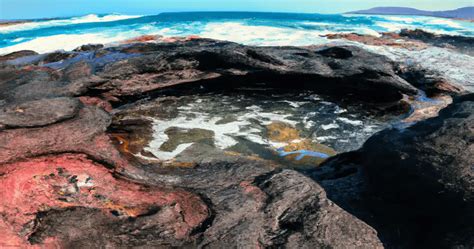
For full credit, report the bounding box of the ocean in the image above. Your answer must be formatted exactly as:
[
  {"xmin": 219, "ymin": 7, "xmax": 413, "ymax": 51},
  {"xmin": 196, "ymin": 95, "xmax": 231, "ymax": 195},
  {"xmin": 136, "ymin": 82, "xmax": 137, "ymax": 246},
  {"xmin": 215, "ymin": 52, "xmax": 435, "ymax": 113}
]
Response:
[{"xmin": 1, "ymin": 12, "xmax": 473, "ymax": 54}]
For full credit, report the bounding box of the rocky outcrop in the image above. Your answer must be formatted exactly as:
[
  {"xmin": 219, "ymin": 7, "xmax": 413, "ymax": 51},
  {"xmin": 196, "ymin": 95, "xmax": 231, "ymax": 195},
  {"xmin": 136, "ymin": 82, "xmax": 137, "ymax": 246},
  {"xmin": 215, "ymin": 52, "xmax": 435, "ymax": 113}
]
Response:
[
  {"xmin": 0, "ymin": 38, "xmax": 419, "ymax": 106},
  {"xmin": 313, "ymin": 93, "xmax": 474, "ymax": 248},
  {"xmin": 97, "ymin": 39, "xmax": 418, "ymax": 102},
  {"xmin": 0, "ymin": 38, "xmax": 470, "ymax": 248},
  {"xmin": 0, "ymin": 40, "xmax": 400, "ymax": 248},
  {"xmin": 0, "ymin": 154, "xmax": 210, "ymax": 248},
  {"xmin": 399, "ymin": 29, "xmax": 474, "ymax": 55},
  {"xmin": 361, "ymin": 94, "xmax": 473, "ymax": 212}
]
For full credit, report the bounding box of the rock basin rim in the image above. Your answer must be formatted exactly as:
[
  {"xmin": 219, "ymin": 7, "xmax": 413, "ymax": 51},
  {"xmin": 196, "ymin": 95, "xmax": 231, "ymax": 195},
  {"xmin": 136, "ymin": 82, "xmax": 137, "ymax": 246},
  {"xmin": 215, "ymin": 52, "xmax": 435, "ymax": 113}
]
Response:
[{"xmin": 0, "ymin": 33, "xmax": 472, "ymax": 249}]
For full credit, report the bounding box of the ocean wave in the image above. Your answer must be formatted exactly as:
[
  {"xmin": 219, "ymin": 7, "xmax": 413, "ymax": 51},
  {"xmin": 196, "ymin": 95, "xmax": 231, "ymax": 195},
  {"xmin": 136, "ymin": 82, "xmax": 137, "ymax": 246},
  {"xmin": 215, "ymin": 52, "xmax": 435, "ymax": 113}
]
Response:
[
  {"xmin": 0, "ymin": 12, "xmax": 472, "ymax": 54},
  {"xmin": 375, "ymin": 21, "xmax": 414, "ymax": 32},
  {"xmin": 200, "ymin": 22, "xmax": 329, "ymax": 46},
  {"xmin": 0, "ymin": 14, "xmax": 143, "ymax": 33},
  {"xmin": 382, "ymin": 16, "xmax": 416, "ymax": 23},
  {"xmin": 426, "ymin": 19, "xmax": 463, "ymax": 29}
]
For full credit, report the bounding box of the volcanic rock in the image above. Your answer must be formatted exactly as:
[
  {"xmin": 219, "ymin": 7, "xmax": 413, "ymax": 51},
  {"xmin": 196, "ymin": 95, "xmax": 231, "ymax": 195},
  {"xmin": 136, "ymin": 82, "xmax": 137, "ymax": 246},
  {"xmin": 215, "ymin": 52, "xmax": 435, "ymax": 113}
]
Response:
[
  {"xmin": 97, "ymin": 39, "xmax": 418, "ymax": 102},
  {"xmin": 0, "ymin": 154, "xmax": 210, "ymax": 247},
  {"xmin": 400, "ymin": 29, "xmax": 474, "ymax": 55},
  {"xmin": 361, "ymin": 94, "xmax": 474, "ymax": 212},
  {"xmin": 0, "ymin": 97, "xmax": 80, "ymax": 128},
  {"xmin": 315, "ymin": 93, "xmax": 474, "ymax": 248}
]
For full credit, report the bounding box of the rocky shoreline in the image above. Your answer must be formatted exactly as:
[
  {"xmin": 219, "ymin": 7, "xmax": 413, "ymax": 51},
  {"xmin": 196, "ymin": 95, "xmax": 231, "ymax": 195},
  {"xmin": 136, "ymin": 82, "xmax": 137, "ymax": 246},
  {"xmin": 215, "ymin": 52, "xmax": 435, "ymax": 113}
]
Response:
[{"xmin": 0, "ymin": 33, "xmax": 472, "ymax": 248}]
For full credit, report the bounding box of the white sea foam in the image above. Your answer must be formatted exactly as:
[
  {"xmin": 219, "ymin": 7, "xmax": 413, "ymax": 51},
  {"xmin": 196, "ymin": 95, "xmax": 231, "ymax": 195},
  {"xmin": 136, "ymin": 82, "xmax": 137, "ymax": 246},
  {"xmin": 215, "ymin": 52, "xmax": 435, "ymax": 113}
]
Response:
[
  {"xmin": 321, "ymin": 123, "xmax": 340, "ymax": 130},
  {"xmin": 427, "ymin": 19, "xmax": 463, "ymax": 29},
  {"xmin": 0, "ymin": 33, "xmax": 126, "ymax": 54},
  {"xmin": 375, "ymin": 21, "xmax": 414, "ymax": 32},
  {"xmin": 200, "ymin": 22, "xmax": 329, "ymax": 46},
  {"xmin": 144, "ymin": 101, "xmax": 303, "ymax": 160},
  {"xmin": 337, "ymin": 117, "xmax": 363, "ymax": 126},
  {"xmin": 365, "ymin": 44, "xmax": 474, "ymax": 92},
  {"xmin": 0, "ymin": 14, "xmax": 142, "ymax": 33},
  {"xmin": 383, "ymin": 16, "xmax": 416, "ymax": 23}
]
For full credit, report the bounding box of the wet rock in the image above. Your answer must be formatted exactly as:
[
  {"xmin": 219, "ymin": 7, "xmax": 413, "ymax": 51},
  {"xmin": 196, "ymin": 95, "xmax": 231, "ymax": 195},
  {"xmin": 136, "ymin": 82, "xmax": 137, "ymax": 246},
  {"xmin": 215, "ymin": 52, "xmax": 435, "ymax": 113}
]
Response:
[
  {"xmin": 399, "ymin": 64, "xmax": 465, "ymax": 95},
  {"xmin": 73, "ymin": 44, "xmax": 104, "ymax": 52},
  {"xmin": 135, "ymin": 155, "xmax": 383, "ymax": 248},
  {"xmin": 62, "ymin": 60, "xmax": 93, "ymax": 81},
  {"xmin": 0, "ymin": 97, "xmax": 80, "ymax": 128},
  {"xmin": 0, "ymin": 154, "xmax": 210, "ymax": 247},
  {"xmin": 79, "ymin": 96, "xmax": 113, "ymax": 112},
  {"xmin": 160, "ymin": 127, "xmax": 215, "ymax": 152},
  {"xmin": 266, "ymin": 121, "xmax": 300, "ymax": 142},
  {"xmin": 400, "ymin": 29, "xmax": 474, "ymax": 55},
  {"xmin": 325, "ymin": 32, "xmax": 428, "ymax": 50}
]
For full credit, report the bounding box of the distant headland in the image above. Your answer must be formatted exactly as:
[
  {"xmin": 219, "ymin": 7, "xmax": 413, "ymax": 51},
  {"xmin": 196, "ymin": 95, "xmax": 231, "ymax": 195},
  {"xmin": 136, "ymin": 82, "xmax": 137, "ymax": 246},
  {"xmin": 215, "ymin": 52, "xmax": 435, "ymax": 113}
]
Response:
[{"xmin": 348, "ymin": 6, "xmax": 474, "ymax": 20}]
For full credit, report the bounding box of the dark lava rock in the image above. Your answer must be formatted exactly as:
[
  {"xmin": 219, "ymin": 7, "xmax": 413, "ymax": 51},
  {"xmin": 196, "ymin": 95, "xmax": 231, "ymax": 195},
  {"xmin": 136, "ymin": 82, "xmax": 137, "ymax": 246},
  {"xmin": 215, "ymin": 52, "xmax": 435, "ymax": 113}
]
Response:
[
  {"xmin": 41, "ymin": 51, "xmax": 77, "ymax": 64},
  {"xmin": 400, "ymin": 29, "xmax": 474, "ymax": 55},
  {"xmin": 2, "ymin": 38, "xmax": 463, "ymax": 248},
  {"xmin": 98, "ymin": 39, "xmax": 418, "ymax": 102},
  {"xmin": 0, "ymin": 97, "xmax": 80, "ymax": 128},
  {"xmin": 200, "ymin": 169, "xmax": 383, "ymax": 248},
  {"xmin": 0, "ymin": 39, "xmax": 419, "ymax": 105},
  {"xmin": 323, "ymin": 93, "xmax": 474, "ymax": 248},
  {"xmin": 0, "ymin": 50, "xmax": 38, "ymax": 62},
  {"xmin": 361, "ymin": 94, "xmax": 473, "ymax": 212},
  {"xmin": 31, "ymin": 156, "xmax": 383, "ymax": 248},
  {"xmin": 73, "ymin": 44, "xmax": 105, "ymax": 52}
]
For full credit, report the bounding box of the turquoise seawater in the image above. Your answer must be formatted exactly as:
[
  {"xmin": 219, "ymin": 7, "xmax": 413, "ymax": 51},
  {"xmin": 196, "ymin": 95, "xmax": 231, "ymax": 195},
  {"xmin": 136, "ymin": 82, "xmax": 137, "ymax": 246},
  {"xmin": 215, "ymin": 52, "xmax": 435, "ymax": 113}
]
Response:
[{"xmin": 1, "ymin": 12, "xmax": 473, "ymax": 54}]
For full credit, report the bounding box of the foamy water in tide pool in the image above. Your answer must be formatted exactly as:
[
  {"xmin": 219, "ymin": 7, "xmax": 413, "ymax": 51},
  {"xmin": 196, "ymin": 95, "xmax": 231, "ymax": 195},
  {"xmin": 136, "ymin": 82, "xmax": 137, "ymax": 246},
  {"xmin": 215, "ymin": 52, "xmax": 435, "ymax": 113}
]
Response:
[
  {"xmin": 0, "ymin": 12, "xmax": 473, "ymax": 54},
  {"xmin": 131, "ymin": 90, "xmax": 402, "ymax": 165}
]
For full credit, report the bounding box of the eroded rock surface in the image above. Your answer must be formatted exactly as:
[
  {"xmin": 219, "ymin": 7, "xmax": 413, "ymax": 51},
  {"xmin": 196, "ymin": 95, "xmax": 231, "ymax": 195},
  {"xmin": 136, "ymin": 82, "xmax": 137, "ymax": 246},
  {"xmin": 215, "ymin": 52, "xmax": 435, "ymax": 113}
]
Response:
[
  {"xmin": 0, "ymin": 37, "xmax": 471, "ymax": 248},
  {"xmin": 0, "ymin": 97, "xmax": 80, "ymax": 128},
  {"xmin": 312, "ymin": 93, "xmax": 474, "ymax": 248}
]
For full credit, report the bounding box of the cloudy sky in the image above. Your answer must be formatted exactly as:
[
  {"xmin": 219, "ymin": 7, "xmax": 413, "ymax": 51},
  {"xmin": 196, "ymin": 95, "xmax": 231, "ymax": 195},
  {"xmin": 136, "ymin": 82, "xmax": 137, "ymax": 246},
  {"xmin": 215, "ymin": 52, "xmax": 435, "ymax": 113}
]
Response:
[{"xmin": 1, "ymin": 0, "xmax": 472, "ymax": 19}]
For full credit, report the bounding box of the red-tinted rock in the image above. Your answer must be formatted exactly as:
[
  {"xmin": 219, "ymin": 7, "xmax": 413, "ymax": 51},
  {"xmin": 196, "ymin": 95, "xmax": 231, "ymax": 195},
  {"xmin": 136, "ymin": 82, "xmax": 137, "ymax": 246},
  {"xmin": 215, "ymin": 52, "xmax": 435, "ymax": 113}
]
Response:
[
  {"xmin": 79, "ymin": 96, "xmax": 113, "ymax": 112},
  {"xmin": 0, "ymin": 106, "xmax": 143, "ymax": 178},
  {"xmin": 0, "ymin": 154, "xmax": 209, "ymax": 246}
]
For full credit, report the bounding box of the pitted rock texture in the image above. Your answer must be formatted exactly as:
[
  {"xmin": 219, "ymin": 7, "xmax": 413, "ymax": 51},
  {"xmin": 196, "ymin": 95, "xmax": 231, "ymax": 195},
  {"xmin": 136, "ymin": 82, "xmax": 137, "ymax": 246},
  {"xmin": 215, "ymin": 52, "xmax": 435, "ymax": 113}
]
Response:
[{"xmin": 0, "ymin": 154, "xmax": 210, "ymax": 248}]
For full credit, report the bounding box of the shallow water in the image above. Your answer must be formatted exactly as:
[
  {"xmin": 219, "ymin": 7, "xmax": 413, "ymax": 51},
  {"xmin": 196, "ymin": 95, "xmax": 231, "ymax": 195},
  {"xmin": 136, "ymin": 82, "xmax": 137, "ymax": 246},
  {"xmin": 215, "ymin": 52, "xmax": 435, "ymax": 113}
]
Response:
[{"xmin": 130, "ymin": 90, "xmax": 403, "ymax": 167}]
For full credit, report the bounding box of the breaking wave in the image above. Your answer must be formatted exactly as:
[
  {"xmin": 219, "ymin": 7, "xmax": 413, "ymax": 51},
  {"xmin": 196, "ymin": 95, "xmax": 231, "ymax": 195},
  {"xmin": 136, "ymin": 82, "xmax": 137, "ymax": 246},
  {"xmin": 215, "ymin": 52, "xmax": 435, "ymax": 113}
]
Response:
[{"xmin": 0, "ymin": 12, "xmax": 472, "ymax": 54}]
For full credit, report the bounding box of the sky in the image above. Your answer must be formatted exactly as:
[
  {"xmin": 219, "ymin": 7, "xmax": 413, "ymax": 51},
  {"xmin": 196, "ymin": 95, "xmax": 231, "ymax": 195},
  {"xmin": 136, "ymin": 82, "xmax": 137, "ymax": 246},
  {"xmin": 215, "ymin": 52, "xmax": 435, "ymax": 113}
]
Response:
[{"xmin": 0, "ymin": 0, "xmax": 472, "ymax": 20}]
